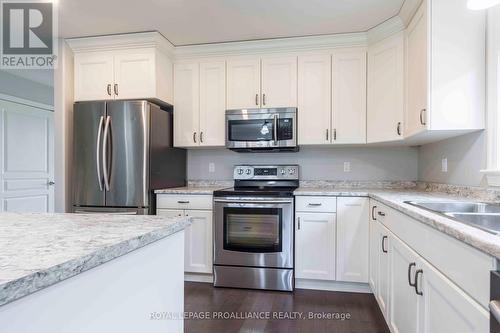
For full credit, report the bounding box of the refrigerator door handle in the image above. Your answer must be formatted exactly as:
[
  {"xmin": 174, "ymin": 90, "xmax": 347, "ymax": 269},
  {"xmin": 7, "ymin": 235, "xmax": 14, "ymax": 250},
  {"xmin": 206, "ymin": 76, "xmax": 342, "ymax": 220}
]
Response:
[
  {"xmin": 96, "ymin": 116, "xmax": 104, "ymax": 191},
  {"xmin": 102, "ymin": 115, "xmax": 111, "ymax": 191}
]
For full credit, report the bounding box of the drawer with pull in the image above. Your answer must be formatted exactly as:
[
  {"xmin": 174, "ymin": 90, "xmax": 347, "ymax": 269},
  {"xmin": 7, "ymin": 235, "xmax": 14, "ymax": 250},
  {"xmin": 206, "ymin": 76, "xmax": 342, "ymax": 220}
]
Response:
[
  {"xmin": 156, "ymin": 194, "xmax": 212, "ymax": 210},
  {"xmin": 295, "ymin": 196, "xmax": 337, "ymax": 213}
]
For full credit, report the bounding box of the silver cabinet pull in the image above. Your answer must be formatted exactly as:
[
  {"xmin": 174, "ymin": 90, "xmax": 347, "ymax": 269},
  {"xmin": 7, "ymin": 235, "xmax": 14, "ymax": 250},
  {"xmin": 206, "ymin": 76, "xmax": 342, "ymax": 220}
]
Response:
[
  {"xmin": 96, "ymin": 116, "xmax": 104, "ymax": 191},
  {"xmin": 381, "ymin": 235, "xmax": 388, "ymax": 253},
  {"xmin": 308, "ymin": 203, "xmax": 322, "ymax": 207},
  {"xmin": 378, "ymin": 211, "xmax": 386, "ymax": 217},
  {"xmin": 408, "ymin": 263, "xmax": 416, "ymax": 287},
  {"xmin": 397, "ymin": 122, "xmax": 402, "ymax": 136},
  {"xmin": 107, "ymin": 84, "xmax": 112, "ymax": 96},
  {"xmin": 333, "ymin": 129, "xmax": 337, "ymax": 141},
  {"xmin": 177, "ymin": 200, "xmax": 190, "ymax": 204},
  {"xmin": 193, "ymin": 132, "xmax": 197, "ymax": 143},
  {"xmin": 255, "ymin": 94, "xmax": 259, "ymax": 106},
  {"xmin": 371, "ymin": 205, "xmax": 377, "ymax": 220},
  {"xmin": 297, "ymin": 217, "xmax": 301, "ymax": 230},
  {"xmin": 263, "ymin": 93, "xmax": 266, "ymax": 106},
  {"xmin": 414, "ymin": 269, "xmax": 423, "ymax": 295},
  {"xmin": 102, "ymin": 116, "xmax": 111, "ymax": 191},
  {"xmin": 200, "ymin": 131, "xmax": 204, "ymax": 143},
  {"xmin": 419, "ymin": 109, "xmax": 426, "ymax": 125},
  {"xmin": 47, "ymin": 181, "xmax": 55, "ymax": 186},
  {"xmin": 114, "ymin": 84, "xmax": 119, "ymax": 96},
  {"xmin": 326, "ymin": 129, "xmax": 329, "ymax": 141}
]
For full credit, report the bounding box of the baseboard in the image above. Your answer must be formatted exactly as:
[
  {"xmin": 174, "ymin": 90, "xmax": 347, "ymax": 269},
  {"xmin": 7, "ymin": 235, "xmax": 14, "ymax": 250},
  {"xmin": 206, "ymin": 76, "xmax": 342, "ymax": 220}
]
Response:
[
  {"xmin": 184, "ymin": 273, "xmax": 213, "ymax": 283},
  {"xmin": 295, "ymin": 279, "xmax": 372, "ymax": 293}
]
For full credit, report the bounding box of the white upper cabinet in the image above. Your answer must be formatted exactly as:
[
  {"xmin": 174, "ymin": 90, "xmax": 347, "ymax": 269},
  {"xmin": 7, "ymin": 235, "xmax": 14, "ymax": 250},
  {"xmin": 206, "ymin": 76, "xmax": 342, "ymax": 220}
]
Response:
[
  {"xmin": 405, "ymin": 0, "xmax": 485, "ymax": 142},
  {"xmin": 367, "ymin": 32, "xmax": 405, "ymax": 143},
  {"xmin": 226, "ymin": 58, "xmax": 261, "ymax": 109},
  {"xmin": 199, "ymin": 61, "xmax": 226, "ymax": 146},
  {"xmin": 174, "ymin": 63, "xmax": 200, "ymax": 147},
  {"xmin": 113, "ymin": 49, "xmax": 156, "ymax": 100},
  {"xmin": 332, "ymin": 50, "xmax": 367, "ymax": 144},
  {"xmin": 74, "ymin": 47, "xmax": 172, "ymax": 104},
  {"xmin": 74, "ymin": 52, "xmax": 115, "ymax": 101},
  {"xmin": 336, "ymin": 197, "xmax": 369, "ymax": 283},
  {"xmin": 297, "ymin": 54, "xmax": 332, "ymax": 145},
  {"xmin": 261, "ymin": 56, "xmax": 297, "ymax": 108}
]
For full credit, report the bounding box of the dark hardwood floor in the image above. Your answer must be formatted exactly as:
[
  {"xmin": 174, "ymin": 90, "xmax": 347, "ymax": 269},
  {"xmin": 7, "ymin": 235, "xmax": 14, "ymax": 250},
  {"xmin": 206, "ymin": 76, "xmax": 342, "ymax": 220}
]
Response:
[{"xmin": 185, "ymin": 282, "xmax": 390, "ymax": 333}]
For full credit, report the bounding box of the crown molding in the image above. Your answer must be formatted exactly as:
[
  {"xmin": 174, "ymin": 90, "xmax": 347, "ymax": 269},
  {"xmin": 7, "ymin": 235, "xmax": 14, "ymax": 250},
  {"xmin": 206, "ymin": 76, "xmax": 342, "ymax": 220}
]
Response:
[
  {"xmin": 66, "ymin": 31, "xmax": 175, "ymax": 57},
  {"xmin": 398, "ymin": 0, "xmax": 424, "ymax": 26},
  {"xmin": 367, "ymin": 16, "xmax": 405, "ymax": 44},
  {"xmin": 173, "ymin": 32, "xmax": 367, "ymax": 59}
]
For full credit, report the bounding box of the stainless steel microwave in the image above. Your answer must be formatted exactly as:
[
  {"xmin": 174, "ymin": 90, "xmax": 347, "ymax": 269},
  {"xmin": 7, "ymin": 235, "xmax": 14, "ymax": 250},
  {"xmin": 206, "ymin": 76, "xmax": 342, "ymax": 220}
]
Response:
[{"xmin": 225, "ymin": 108, "xmax": 298, "ymax": 152}]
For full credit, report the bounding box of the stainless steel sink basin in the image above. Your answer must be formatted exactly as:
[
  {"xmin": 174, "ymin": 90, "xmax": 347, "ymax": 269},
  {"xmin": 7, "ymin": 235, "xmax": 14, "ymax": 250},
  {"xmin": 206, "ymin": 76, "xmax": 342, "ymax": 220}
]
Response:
[
  {"xmin": 404, "ymin": 200, "xmax": 500, "ymax": 235},
  {"xmin": 445, "ymin": 213, "xmax": 500, "ymax": 234},
  {"xmin": 405, "ymin": 201, "xmax": 500, "ymax": 214}
]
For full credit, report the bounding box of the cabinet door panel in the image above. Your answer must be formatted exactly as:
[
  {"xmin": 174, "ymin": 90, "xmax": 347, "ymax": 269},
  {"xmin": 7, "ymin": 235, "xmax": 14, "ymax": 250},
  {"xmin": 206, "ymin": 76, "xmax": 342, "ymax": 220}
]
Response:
[
  {"xmin": 261, "ymin": 56, "xmax": 297, "ymax": 108},
  {"xmin": 184, "ymin": 210, "xmax": 213, "ymax": 274},
  {"xmin": 74, "ymin": 52, "xmax": 114, "ymax": 101},
  {"xmin": 226, "ymin": 58, "xmax": 261, "ymax": 109},
  {"xmin": 174, "ymin": 63, "xmax": 199, "ymax": 147},
  {"xmin": 332, "ymin": 51, "xmax": 367, "ymax": 144},
  {"xmin": 418, "ymin": 258, "xmax": 488, "ymax": 333},
  {"xmin": 367, "ymin": 32, "xmax": 404, "ymax": 143},
  {"xmin": 377, "ymin": 223, "xmax": 390, "ymax": 318},
  {"xmin": 369, "ymin": 201, "xmax": 379, "ymax": 292},
  {"xmin": 336, "ymin": 197, "xmax": 369, "ymax": 283},
  {"xmin": 157, "ymin": 209, "xmax": 184, "ymax": 218},
  {"xmin": 389, "ymin": 236, "xmax": 420, "ymax": 333},
  {"xmin": 405, "ymin": 2, "xmax": 428, "ymax": 137},
  {"xmin": 113, "ymin": 49, "xmax": 156, "ymax": 100},
  {"xmin": 199, "ymin": 61, "xmax": 226, "ymax": 147},
  {"xmin": 297, "ymin": 55, "xmax": 331, "ymax": 145},
  {"xmin": 295, "ymin": 212, "xmax": 336, "ymax": 280}
]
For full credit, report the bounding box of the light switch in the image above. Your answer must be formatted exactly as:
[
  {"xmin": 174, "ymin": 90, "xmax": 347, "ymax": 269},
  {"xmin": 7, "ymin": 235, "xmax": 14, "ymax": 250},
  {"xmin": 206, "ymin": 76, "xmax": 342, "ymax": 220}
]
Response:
[{"xmin": 344, "ymin": 162, "xmax": 351, "ymax": 172}]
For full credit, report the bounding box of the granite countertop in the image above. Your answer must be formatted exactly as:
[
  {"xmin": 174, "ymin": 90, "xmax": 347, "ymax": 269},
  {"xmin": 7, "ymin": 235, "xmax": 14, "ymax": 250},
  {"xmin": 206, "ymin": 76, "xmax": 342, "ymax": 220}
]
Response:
[
  {"xmin": 155, "ymin": 186, "xmax": 229, "ymax": 195},
  {"xmin": 295, "ymin": 187, "xmax": 500, "ymax": 260},
  {"xmin": 0, "ymin": 213, "xmax": 189, "ymax": 307}
]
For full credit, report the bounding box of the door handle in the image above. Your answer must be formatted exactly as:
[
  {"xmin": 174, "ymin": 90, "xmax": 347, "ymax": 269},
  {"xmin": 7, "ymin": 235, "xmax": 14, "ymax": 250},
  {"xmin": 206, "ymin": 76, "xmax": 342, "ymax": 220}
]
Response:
[
  {"xmin": 255, "ymin": 94, "xmax": 259, "ymax": 106},
  {"xmin": 102, "ymin": 115, "xmax": 111, "ymax": 191},
  {"xmin": 297, "ymin": 217, "xmax": 301, "ymax": 230},
  {"xmin": 371, "ymin": 205, "xmax": 377, "ymax": 220},
  {"xmin": 419, "ymin": 109, "xmax": 426, "ymax": 125},
  {"xmin": 177, "ymin": 201, "xmax": 190, "ymax": 204},
  {"xmin": 114, "ymin": 84, "xmax": 119, "ymax": 96},
  {"xmin": 107, "ymin": 84, "xmax": 112, "ymax": 96},
  {"xmin": 47, "ymin": 181, "xmax": 55, "ymax": 186},
  {"xmin": 193, "ymin": 132, "xmax": 197, "ymax": 143},
  {"xmin": 200, "ymin": 131, "xmax": 204, "ymax": 143},
  {"xmin": 307, "ymin": 203, "xmax": 322, "ymax": 206},
  {"xmin": 381, "ymin": 236, "xmax": 388, "ymax": 253},
  {"xmin": 378, "ymin": 211, "xmax": 386, "ymax": 217},
  {"xmin": 263, "ymin": 93, "xmax": 266, "ymax": 106},
  {"xmin": 408, "ymin": 263, "xmax": 416, "ymax": 287},
  {"xmin": 397, "ymin": 122, "xmax": 402, "ymax": 136},
  {"xmin": 273, "ymin": 114, "xmax": 279, "ymax": 145},
  {"xmin": 326, "ymin": 129, "xmax": 329, "ymax": 141},
  {"xmin": 333, "ymin": 128, "xmax": 337, "ymax": 141},
  {"xmin": 414, "ymin": 269, "xmax": 423, "ymax": 295},
  {"xmin": 96, "ymin": 116, "xmax": 104, "ymax": 191}
]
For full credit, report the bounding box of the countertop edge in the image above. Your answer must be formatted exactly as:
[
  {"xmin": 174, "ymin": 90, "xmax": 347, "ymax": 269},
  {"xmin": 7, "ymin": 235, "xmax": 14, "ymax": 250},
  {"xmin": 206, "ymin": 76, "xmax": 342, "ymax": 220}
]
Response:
[{"xmin": 0, "ymin": 219, "xmax": 189, "ymax": 307}]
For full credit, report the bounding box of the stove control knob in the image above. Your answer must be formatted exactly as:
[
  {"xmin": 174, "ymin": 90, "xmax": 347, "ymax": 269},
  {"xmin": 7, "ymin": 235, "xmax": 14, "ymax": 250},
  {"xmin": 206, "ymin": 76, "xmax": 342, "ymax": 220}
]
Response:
[
  {"xmin": 288, "ymin": 168, "xmax": 295, "ymax": 175},
  {"xmin": 245, "ymin": 169, "xmax": 252, "ymax": 175},
  {"xmin": 280, "ymin": 168, "xmax": 286, "ymax": 175},
  {"xmin": 237, "ymin": 169, "xmax": 244, "ymax": 175}
]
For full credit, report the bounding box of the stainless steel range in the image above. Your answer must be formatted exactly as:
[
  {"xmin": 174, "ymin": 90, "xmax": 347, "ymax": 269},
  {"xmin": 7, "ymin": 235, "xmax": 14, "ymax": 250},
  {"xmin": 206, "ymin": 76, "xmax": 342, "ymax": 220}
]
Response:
[{"xmin": 213, "ymin": 165, "xmax": 299, "ymax": 292}]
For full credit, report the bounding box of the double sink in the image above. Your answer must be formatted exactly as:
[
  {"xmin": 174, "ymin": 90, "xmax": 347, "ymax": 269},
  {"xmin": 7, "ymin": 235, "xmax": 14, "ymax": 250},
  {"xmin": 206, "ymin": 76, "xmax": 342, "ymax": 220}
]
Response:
[{"xmin": 405, "ymin": 201, "xmax": 500, "ymax": 235}]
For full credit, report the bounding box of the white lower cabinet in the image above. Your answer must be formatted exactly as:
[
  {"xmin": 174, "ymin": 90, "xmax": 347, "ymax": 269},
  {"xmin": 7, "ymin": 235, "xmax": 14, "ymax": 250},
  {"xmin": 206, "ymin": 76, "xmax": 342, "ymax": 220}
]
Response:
[
  {"xmin": 295, "ymin": 212, "xmax": 336, "ymax": 280},
  {"xmin": 157, "ymin": 194, "xmax": 213, "ymax": 275},
  {"xmin": 370, "ymin": 200, "xmax": 491, "ymax": 333},
  {"xmin": 336, "ymin": 197, "xmax": 369, "ymax": 283}
]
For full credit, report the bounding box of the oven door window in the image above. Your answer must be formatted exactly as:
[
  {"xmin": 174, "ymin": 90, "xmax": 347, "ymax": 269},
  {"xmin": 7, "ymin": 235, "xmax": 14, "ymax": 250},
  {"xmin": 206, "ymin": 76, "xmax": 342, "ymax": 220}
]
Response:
[
  {"xmin": 223, "ymin": 207, "xmax": 282, "ymax": 253},
  {"xmin": 227, "ymin": 119, "xmax": 274, "ymax": 142}
]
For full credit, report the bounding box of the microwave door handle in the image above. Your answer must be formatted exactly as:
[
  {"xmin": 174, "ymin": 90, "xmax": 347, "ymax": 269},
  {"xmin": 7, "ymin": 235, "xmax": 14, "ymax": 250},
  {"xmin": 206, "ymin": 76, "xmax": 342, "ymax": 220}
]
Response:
[{"xmin": 273, "ymin": 114, "xmax": 278, "ymax": 145}]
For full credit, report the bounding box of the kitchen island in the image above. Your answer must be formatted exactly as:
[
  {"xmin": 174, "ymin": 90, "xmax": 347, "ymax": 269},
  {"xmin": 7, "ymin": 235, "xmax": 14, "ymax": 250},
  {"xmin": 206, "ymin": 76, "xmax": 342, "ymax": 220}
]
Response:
[{"xmin": 0, "ymin": 213, "xmax": 189, "ymax": 333}]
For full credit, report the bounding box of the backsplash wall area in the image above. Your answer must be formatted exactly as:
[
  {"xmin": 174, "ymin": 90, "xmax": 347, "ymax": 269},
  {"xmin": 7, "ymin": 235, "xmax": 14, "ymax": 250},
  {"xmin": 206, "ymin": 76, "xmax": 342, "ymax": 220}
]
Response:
[{"xmin": 187, "ymin": 146, "xmax": 419, "ymax": 181}]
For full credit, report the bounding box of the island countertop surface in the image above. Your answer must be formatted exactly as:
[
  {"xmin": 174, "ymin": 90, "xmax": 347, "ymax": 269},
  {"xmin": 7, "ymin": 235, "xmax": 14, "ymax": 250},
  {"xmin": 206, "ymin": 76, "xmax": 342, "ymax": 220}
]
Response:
[{"xmin": 0, "ymin": 213, "xmax": 189, "ymax": 307}]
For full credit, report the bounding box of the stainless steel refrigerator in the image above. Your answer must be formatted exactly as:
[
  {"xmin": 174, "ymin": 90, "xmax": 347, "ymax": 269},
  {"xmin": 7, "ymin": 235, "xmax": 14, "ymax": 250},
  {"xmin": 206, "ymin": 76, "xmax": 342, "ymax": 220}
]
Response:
[{"xmin": 72, "ymin": 100, "xmax": 186, "ymax": 215}]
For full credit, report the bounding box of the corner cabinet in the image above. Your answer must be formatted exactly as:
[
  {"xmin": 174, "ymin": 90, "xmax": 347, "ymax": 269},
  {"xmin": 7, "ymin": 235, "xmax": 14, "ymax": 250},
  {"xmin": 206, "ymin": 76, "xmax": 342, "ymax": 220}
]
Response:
[
  {"xmin": 73, "ymin": 47, "xmax": 173, "ymax": 105},
  {"xmin": 173, "ymin": 61, "xmax": 226, "ymax": 147},
  {"xmin": 157, "ymin": 194, "xmax": 213, "ymax": 275},
  {"xmin": 226, "ymin": 56, "xmax": 297, "ymax": 109},
  {"xmin": 367, "ymin": 32, "xmax": 405, "ymax": 143},
  {"xmin": 404, "ymin": 0, "xmax": 485, "ymax": 142}
]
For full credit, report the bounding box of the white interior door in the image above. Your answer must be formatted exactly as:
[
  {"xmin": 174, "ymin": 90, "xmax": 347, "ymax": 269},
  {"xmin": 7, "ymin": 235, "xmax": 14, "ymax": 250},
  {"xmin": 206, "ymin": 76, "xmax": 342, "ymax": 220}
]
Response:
[{"xmin": 0, "ymin": 99, "xmax": 54, "ymax": 212}]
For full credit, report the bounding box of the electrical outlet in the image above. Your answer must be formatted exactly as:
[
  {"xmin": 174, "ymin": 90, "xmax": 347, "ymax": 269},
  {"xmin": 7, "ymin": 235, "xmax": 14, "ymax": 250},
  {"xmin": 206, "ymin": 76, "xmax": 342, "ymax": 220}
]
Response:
[
  {"xmin": 344, "ymin": 162, "xmax": 351, "ymax": 172},
  {"xmin": 209, "ymin": 162, "xmax": 215, "ymax": 173},
  {"xmin": 441, "ymin": 158, "xmax": 448, "ymax": 173}
]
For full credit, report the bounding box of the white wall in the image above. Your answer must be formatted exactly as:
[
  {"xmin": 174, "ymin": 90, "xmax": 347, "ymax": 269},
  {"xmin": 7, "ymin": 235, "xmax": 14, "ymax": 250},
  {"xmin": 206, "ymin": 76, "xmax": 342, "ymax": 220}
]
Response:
[
  {"xmin": 418, "ymin": 131, "xmax": 487, "ymax": 186},
  {"xmin": 0, "ymin": 70, "xmax": 53, "ymax": 106},
  {"xmin": 187, "ymin": 146, "xmax": 419, "ymax": 181}
]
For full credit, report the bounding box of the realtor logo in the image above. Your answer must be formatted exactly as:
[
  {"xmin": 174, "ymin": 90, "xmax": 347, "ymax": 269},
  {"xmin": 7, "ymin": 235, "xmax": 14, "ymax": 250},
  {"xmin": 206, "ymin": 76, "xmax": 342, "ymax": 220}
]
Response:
[{"xmin": 1, "ymin": 0, "xmax": 57, "ymax": 69}]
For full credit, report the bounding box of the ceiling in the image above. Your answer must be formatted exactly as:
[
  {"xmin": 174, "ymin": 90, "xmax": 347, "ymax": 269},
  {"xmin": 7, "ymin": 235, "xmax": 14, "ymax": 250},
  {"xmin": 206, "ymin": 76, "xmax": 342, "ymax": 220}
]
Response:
[{"xmin": 58, "ymin": 0, "xmax": 405, "ymax": 46}]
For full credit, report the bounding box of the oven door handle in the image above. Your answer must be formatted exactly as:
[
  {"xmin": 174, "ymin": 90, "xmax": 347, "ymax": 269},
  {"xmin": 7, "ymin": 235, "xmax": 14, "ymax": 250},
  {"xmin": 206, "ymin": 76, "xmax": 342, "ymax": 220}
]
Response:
[
  {"xmin": 273, "ymin": 113, "xmax": 279, "ymax": 145},
  {"xmin": 214, "ymin": 199, "xmax": 293, "ymax": 205}
]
